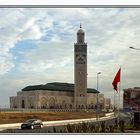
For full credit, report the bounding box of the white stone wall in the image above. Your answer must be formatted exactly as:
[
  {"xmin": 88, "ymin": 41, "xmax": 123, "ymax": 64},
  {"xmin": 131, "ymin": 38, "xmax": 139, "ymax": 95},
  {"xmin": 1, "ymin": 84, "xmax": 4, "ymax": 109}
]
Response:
[
  {"xmin": 10, "ymin": 96, "xmax": 17, "ymax": 108},
  {"xmin": 11, "ymin": 90, "xmax": 74, "ymax": 109},
  {"xmin": 38, "ymin": 90, "xmax": 74, "ymax": 109},
  {"xmin": 10, "ymin": 90, "xmax": 108, "ymax": 109},
  {"xmin": 15, "ymin": 91, "xmax": 39, "ymax": 108}
]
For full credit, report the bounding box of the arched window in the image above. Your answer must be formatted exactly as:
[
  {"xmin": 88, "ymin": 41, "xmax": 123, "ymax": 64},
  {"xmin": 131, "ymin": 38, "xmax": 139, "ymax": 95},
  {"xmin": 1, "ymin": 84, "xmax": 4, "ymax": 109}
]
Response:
[
  {"xmin": 40, "ymin": 97, "xmax": 48, "ymax": 109},
  {"xmin": 22, "ymin": 100, "xmax": 25, "ymax": 108},
  {"xmin": 28, "ymin": 97, "xmax": 34, "ymax": 108},
  {"xmin": 70, "ymin": 104, "xmax": 72, "ymax": 109},
  {"xmin": 79, "ymin": 105, "xmax": 81, "ymax": 109},
  {"xmin": 49, "ymin": 97, "xmax": 55, "ymax": 109}
]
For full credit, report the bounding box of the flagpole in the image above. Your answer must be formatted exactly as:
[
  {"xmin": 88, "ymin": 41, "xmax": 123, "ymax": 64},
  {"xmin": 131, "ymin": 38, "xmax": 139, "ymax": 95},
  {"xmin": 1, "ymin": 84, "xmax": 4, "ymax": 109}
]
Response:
[
  {"xmin": 118, "ymin": 67, "xmax": 121, "ymax": 124},
  {"xmin": 114, "ymin": 90, "xmax": 116, "ymax": 117},
  {"xmin": 117, "ymin": 85, "xmax": 120, "ymax": 124},
  {"xmin": 112, "ymin": 67, "xmax": 121, "ymax": 123}
]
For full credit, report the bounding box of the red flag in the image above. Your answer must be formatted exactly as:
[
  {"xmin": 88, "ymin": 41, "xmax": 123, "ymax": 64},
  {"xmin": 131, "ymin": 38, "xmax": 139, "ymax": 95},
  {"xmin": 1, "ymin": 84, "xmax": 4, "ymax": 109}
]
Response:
[{"xmin": 112, "ymin": 68, "xmax": 121, "ymax": 92}]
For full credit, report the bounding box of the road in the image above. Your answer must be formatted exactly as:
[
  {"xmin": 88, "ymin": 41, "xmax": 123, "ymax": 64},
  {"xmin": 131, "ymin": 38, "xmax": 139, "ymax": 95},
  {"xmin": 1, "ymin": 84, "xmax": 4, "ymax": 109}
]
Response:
[
  {"xmin": 0, "ymin": 119, "xmax": 117, "ymax": 133},
  {"xmin": 0, "ymin": 112, "xmax": 131, "ymax": 133}
]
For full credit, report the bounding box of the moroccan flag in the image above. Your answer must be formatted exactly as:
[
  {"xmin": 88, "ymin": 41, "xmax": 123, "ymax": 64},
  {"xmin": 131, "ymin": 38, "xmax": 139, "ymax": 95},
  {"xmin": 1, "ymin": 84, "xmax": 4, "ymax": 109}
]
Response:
[{"xmin": 112, "ymin": 68, "xmax": 121, "ymax": 92}]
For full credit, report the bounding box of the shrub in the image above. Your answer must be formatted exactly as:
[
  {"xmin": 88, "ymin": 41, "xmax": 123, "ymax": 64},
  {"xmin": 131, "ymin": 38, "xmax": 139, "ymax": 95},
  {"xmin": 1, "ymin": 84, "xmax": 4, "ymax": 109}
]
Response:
[
  {"xmin": 101, "ymin": 121, "xmax": 106, "ymax": 132},
  {"xmin": 119, "ymin": 120, "xmax": 125, "ymax": 132}
]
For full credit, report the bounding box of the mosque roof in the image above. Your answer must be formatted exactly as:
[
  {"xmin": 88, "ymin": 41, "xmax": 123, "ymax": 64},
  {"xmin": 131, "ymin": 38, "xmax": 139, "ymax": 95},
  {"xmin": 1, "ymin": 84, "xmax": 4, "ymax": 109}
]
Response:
[{"xmin": 22, "ymin": 82, "xmax": 99, "ymax": 94}]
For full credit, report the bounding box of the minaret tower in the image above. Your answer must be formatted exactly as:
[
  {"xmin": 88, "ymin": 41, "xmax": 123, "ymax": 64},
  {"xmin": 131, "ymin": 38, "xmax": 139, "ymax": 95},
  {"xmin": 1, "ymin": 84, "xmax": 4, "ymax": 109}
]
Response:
[{"xmin": 74, "ymin": 24, "xmax": 87, "ymax": 109}]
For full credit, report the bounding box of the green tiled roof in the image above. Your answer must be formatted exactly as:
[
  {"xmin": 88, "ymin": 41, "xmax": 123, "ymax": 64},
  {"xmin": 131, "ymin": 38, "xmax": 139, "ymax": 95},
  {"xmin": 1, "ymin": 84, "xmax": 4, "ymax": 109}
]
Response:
[{"xmin": 22, "ymin": 82, "xmax": 99, "ymax": 93}]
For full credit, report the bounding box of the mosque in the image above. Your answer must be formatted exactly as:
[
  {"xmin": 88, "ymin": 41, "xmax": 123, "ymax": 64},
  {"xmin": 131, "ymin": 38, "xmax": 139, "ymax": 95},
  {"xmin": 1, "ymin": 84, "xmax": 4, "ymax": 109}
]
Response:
[{"xmin": 10, "ymin": 25, "xmax": 111, "ymax": 110}]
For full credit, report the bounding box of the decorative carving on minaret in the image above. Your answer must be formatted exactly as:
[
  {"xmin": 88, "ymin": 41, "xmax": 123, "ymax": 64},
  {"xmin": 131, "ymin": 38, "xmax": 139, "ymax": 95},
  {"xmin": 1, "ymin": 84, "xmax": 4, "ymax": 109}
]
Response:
[{"xmin": 76, "ymin": 55, "xmax": 85, "ymax": 64}]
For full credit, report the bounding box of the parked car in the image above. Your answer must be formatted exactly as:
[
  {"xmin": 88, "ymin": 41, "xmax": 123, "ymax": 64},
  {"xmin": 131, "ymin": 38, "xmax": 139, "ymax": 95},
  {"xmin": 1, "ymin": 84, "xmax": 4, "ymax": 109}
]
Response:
[{"xmin": 21, "ymin": 119, "xmax": 43, "ymax": 129}]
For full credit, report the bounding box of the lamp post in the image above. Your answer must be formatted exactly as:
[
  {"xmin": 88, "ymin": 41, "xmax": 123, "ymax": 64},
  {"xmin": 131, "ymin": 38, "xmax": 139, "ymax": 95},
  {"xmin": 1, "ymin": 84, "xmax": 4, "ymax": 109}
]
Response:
[
  {"xmin": 96, "ymin": 72, "xmax": 101, "ymax": 120},
  {"xmin": 129, "ymin": 46, "xmax": 140, "ymax": 50}
]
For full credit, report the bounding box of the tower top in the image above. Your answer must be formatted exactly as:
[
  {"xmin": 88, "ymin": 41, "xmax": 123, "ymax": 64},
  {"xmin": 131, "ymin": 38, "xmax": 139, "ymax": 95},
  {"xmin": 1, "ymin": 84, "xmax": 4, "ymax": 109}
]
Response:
[
  {"xmin": 77, "ymin": 23, "xmax": 84, "ymax": 34},
  {"xmin": 80, "ymin": 23, "xmax": 82, "ymax": 28}
]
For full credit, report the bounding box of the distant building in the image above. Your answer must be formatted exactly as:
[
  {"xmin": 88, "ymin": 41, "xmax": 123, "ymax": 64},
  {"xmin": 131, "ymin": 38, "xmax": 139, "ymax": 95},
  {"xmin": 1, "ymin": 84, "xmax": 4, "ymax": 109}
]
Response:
[
  {"xmin": 10, "ymin": 25, "xmax": 111, "ymax": 110},
  {"xmin": 104, "ymin": 98, "xmax": 111, "ymax": 110},
  {"xmin": 123, "ymin": 87, "xmax": 140, "ymax": 112}
]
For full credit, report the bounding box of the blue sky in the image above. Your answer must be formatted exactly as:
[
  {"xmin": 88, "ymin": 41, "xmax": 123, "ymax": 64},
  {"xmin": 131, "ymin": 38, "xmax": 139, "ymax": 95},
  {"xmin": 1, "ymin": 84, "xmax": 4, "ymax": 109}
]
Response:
[{"xmin": 0, "ymin": 8, "xmax": 140, "ymax": 107}]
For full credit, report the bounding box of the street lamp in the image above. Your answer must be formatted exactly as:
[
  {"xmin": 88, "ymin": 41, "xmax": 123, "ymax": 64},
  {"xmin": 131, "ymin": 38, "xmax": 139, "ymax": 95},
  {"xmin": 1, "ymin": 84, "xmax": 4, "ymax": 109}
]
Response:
[
  {"xmin": 96, "ymin": 72, "xmax": 101, "ymax": 120},
  {"xmin": 129, "ymin": 46, "xmax": 140, "ymax": 50}
]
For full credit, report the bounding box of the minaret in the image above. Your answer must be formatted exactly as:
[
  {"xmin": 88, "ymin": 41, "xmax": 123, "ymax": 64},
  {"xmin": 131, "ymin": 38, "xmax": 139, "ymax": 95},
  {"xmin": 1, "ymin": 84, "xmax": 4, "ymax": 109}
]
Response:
[{"xmin": 74, "ymin": 24, "xmax": 87, "ymax": 109}]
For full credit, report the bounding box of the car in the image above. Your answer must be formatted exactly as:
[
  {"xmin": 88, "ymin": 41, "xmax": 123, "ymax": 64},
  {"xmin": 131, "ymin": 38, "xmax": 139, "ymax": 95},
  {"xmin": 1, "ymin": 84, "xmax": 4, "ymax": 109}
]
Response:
[
  {"xmin": 108, "ymin": 109, "xmax": 113, "ymax": 112},
  {"xmin": 21, "ymin": 119, "xmax": 43, "ymax": 129}
]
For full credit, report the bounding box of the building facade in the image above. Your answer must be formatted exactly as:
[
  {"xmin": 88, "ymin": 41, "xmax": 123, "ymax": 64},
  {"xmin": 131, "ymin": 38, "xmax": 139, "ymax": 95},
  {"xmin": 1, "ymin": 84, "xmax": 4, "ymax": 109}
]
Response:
[
  {"xmin": 123, "ymin": 87, "xmax": 140, "ymax": 111},
  {"xmin": 10, "ymin": 82, "xmax": 106, "ymax": 109},
  {"xmin": 104, "ymin": 98, "xmax": 111, "ymax": 110}
]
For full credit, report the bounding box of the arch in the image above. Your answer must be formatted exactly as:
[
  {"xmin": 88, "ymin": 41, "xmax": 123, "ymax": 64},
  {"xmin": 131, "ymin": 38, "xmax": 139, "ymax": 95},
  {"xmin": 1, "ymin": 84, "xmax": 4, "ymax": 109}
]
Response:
[
  {"xmin": 62, "ymin": 100, "xmax": 66, "ymax": 109},
  {"xmin": 69, "ymin": 104, "xmax": 72, "ymax": 109},
  {"xmin": 79, "ymin": 105, "xmax": 81, "ymax": 109},
  {"xmin": 90, "ymin": 103, "xmax": 94, "ymax": 109},
  {"xmin": 91, "ymin": 105, "xmax": 94, "ymax": 109},
  {"xmin": 95, "ymin": 104, "xmax": 97, "ymax": 109},
  {"xmin": 81, "ymin": 105, "xmax": 84, "ymax": 109},
  {"xmin": 49, "ymin": 97, "xmax": 55, "ymax": 109},
  {"xmin": 40, "ymin": 97, "xmax": 48, "ymax": 109},
  {"xmin": 28, "ymin": 97, "xmax": 34, "ymax": 108},
  {"xmin": 22, "ymin": 100, "xmax": 25, "ymax": 108}
]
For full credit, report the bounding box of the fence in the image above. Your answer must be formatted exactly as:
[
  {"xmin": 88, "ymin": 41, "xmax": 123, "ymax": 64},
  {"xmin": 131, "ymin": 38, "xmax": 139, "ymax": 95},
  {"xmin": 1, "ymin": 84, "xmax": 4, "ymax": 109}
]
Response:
[{"xmin": 0, "ymin": 108, "xmax": 97, "ymax": 113}]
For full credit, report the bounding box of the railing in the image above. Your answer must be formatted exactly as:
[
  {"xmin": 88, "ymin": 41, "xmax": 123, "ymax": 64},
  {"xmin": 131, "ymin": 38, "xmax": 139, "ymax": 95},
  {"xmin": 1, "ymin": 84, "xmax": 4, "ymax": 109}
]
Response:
[{"xmin": 0, "ymin": 108, "xmax": 97, "ymax": 113}]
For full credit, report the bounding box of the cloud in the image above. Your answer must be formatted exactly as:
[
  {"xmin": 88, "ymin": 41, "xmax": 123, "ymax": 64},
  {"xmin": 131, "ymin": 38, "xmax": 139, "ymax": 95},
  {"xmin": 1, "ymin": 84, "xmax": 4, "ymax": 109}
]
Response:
[
  {"xmin": 0, "ymin": 8, "xmax": 140, "ymax": 107},
  {"xmin": 0, "ymin": 8, "xmax": 49, "ymax": 75}
]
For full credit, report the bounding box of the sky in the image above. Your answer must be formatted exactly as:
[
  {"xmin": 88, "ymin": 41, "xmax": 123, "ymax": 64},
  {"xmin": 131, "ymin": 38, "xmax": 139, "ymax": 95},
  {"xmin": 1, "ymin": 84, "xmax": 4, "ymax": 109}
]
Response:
[{"xmin": 0, "ymin": 8, "xmax": 140, "ymax": 107}]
